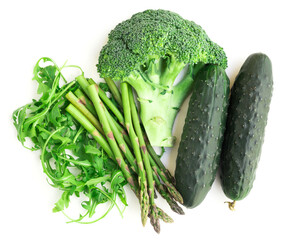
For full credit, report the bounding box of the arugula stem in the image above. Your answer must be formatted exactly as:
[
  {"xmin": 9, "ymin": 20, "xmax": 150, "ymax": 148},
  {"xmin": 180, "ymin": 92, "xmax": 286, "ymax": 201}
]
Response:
[
  {"xmin": 40, "ymin": 126, "xmax": 66, "ymax": 182},
  {"xmin": 36, "ymin": 125, "xmax": 72, "ymax": 144},
  {"xmin": 73, "ymin": 126, "xmax": 84, "ymax": 143}
]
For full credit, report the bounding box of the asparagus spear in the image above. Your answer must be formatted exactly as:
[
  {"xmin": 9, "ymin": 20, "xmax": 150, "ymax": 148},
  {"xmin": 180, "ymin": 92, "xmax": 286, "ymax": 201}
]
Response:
[
  {"xmin": 149, "ymin": 155, "xmax": 183, "ymax": 204},
  {"xmin": 70, "ymin": 89, "xmax": 183, "ymax": 214},
  {"xmin": 87, "ymin": 78, "xmax": 124, "ymax": 126},
  {"xmin": 65, "ymin": 104, "xmax": 113, "ymax": 159},
  {"xmin": 65, "ymin": 91, "xmax": 103, "ymax": 134},
  {"xmin": 75, "ymin": 76, "xmax": 183, "ymax": 227},
  {"xmin": 120, "ymin": 82, "xmax": 149, "ymax": 226},
  {"xmin": 152, "ymin": 170, "xmax": 184, "ymax": 215},
  {"xmin": 74, "ymin": 89, "xmax": 96, "ymax": 115},
  {"xmin": 77, "ymin": 84, "xmax": 184, "ymax": 213},
  {"xmin": 105, "ymin": 109, "xmax": 138, "ymax": 174},
  {"xmin": 156, "ymin": 207, "xmax": 174, "ymax": 223},
  {"xmin": 87, "ymin": 84, "xmax": 139, "ymax": 197},
  {"xmin": 100, "ymin": 78, "xmax": 183, "ymax": 208},
  {"xmin": 126, "ymin": 83, "xmax": 161, "ymax": 233},
  {"xmin": 74, "ymin": 89, "xmax": 131, "ymax": 146},
  {"xmin": 104, "ymin": 77, "xmax": 123, "ymax": 106},
  {"xmin": 102, "ymin": 77, "xmax": 175, "ymax": 185},
  {"xmin": 145, "ymin": 140, "xmax": 176, "ymax": 185},
  {"xmin": 68, "ymin": 89, "xmax": 135, "ymax": 170},
  {"xmin": 74, "ymin": 88, "xmax": 131, "ymax": 146}
]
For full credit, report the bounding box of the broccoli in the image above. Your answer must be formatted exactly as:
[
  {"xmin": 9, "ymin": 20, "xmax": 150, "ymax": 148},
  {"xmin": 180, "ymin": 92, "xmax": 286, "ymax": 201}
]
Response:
[{"xmin": 97, "ymin": 9, "xmax": 227, "ymax": 147}]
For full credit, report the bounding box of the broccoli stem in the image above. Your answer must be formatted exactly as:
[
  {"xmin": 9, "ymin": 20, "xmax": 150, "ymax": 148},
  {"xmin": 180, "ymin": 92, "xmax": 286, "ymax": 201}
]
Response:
[
  {"xmin": 159, "ymin": 55, "xmax": 186, "ymax": 87},
  {"xmin": 137, "ymin": 90, "xmax": 178, "ymax": 147},
  {"xmin": 124, "ymin": 71, "xmax": 176, "ymax": 147},
  {"xmin": 125, "ymin": 63, "xmax": 205, "ymax": 147},
  {"xmin": 171, "ymin": 63, "xmax": 205, "ymax": 106}
]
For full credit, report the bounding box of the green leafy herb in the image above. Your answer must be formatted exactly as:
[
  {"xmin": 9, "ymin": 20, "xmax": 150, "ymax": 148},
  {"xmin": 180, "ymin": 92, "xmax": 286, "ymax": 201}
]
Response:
[{"xmin": 13, "ymin": 57, "xmax": 127, "ymax": 223}]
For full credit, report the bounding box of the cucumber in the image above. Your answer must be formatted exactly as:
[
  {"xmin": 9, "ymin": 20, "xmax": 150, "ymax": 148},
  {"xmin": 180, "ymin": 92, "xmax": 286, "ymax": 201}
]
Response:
[
  {"xmin": 220, "ymin": 53, "xmax": 273, "ymax": 208},
  {"xmin": 175, "ymin": 64, "xmax": 230, "ymax": 208}
]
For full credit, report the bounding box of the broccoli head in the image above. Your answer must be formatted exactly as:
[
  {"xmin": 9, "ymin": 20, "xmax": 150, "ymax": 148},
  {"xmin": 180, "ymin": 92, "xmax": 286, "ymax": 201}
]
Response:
[{"xmin": 97, "ymin": 9, "xmax": 227, "ymax": 147}]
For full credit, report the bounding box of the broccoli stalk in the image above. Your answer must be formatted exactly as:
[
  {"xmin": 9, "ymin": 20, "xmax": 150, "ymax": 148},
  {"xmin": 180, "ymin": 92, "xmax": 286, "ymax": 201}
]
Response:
[
  {"xmin": 125, "ymin": 59, "xmax": 204, "ymax": 146},
  {"xmin": 97, "ymin": 9, "xmax": 228, "ymax": 147}
]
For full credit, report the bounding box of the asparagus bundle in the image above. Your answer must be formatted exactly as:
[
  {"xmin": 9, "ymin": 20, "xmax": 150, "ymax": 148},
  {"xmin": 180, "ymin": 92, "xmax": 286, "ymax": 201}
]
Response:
[{"xmin": 65, "ymin": 75, "xmax": 184, "ymax": 233}]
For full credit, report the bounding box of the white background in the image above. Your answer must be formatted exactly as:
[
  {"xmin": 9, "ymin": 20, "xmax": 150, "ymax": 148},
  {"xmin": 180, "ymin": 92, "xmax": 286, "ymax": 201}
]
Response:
[{"xmin": 1, "ymin": 0, "xmax": 291, "ymax": 239}]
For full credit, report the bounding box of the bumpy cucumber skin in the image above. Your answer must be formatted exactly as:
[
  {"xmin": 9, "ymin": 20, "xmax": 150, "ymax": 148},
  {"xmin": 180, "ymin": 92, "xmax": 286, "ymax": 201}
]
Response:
[
  {"xmin": 175, "ymin": 65, "xmax": 230, "ymax": 208},
  {"xmin": 220, "ymin": 53, "xmax": 273, "ymax": 201}
]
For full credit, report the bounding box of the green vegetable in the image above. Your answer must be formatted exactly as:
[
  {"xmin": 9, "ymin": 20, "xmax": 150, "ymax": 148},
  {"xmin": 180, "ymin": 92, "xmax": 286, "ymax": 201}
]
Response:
[
  {"xmin": 101, "ymin": 78, "xmax": 184, "ymax": 217},
  {"xmin": 13, "ymin": 57, "xmax": 127, "ymax": 223},
  {"xmin": 65, "ymin": 91, "xmax": 103, "ymax": 133},
  {"xmin": 87, "ymin": 84, "xmax": 139, "ymax": 196},
  {"xmin": 175, "ymin": 65, "xmax": 230, "ymax": 208},
  {"xmin": 105, "ymin": 77, "xmax": 175, "ymax": 185},
  {"xmin": 125, "ymin": 83, "xmax": 160, "ymax": 231},
  {"xmin": 65, "ymin": 104, "xmax": 113, "ymax": 158},
  {"xmin": 97, "ymin": 9, "xmax": 228, "ymax": 147},
  {"xmin": 74, "ymin": 75, "xmax": 184, "ymax": 224},
  {"xmin": 220, "ymin": 53, "xmax": 273, "ymax": 210},
  {"xmin": 120, "ymin": 82, "xmax": 150, "ymax": 226}
]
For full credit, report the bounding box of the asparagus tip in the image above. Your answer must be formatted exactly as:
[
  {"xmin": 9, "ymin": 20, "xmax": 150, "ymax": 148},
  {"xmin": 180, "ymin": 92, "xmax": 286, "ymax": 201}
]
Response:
[
  {"xmin": 169, "ymin": 200, "xmax": 185, "ymax": 215},
  {"xmin": 149, "ymin": 205, "xmax": 160, "ymax": 233},
  {"xmin": 157, "ymin": 207, "xmax": 174, "ymax": 223},
  {"xmin": 140, "ymin": 189, "xmax": 150, "ymax": 226}
]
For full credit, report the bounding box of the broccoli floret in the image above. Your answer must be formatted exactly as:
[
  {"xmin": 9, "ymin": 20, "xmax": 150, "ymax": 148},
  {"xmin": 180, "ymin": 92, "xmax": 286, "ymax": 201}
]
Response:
[{"xmin": 97, "ymin": 9, "xmax": 227, "ymax": 147}]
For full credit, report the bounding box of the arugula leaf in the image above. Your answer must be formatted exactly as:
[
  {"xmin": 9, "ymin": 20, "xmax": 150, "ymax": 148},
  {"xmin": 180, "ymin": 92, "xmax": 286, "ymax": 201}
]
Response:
[
  {"xmin": 33, "ymin": 58, "xmax": 59, "ymax": 94},
  {"xmin": 85, "ymin": 145, "xmax": 102, "ymax": 155},
  {"xmin": 12, "ymin": 57, "xmax": 127, "ymax": 224},
  {"xmin": 53, "ymin": 191, "xmax": 71, "ymax": 213}
]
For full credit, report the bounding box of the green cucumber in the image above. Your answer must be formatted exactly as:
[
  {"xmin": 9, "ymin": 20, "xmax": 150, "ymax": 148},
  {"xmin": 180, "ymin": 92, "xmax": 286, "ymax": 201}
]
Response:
[
  {"xmin": 175, "ymin": 64, "xmax": 230, "ymax": 208},
  {"xmin": 220, "ymin": 53, "xmax": 273, "ymax": 209}
]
